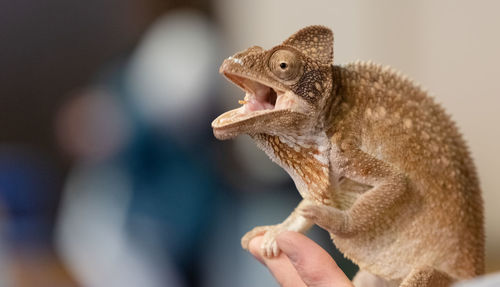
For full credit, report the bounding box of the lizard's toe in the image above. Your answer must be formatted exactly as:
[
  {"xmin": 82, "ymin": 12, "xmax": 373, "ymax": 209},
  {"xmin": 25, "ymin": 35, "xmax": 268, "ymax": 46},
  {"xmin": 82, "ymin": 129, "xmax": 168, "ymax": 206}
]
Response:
[
  {"xmin": 260, "ymin": 226, "xmax": 283, "ymax": 257},
  {"xmin": 241, "ymin": 225, "xmax": 272, "ymax": 250}
]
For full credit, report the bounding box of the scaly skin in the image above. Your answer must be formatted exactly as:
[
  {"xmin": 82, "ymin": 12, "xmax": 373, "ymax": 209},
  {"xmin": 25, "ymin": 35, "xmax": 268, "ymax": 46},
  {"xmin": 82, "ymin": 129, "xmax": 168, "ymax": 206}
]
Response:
[{"xmin": 212, "ymin": 26, "xmax": 484, "ymax": 287}]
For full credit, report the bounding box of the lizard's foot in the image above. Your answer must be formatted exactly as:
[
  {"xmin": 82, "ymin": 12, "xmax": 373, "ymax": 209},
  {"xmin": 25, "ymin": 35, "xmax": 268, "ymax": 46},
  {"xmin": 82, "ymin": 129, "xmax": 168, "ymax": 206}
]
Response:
[
  {"xmin": 241, "ymin": 224, "xmax": 284, "ymax": 258},
  {"xmin": 299, "ymin": 201, "xmax": 347, "ymax": 234},
  {"xmin": 241, "ymin": 225, "xmax": 272, "ymax": 250}
]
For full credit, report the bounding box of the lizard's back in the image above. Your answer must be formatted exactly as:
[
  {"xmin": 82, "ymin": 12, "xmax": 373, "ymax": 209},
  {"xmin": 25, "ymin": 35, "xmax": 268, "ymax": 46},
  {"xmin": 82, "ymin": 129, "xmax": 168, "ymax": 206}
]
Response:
[{"xmin": 331, "ymin": 62, "xmax": 484, "ymax": 281}]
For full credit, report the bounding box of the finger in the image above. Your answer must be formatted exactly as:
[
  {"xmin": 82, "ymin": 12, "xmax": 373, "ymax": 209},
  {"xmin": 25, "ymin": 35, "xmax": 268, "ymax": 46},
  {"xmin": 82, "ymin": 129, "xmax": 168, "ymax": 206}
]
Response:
[
  {"xmin": 249, "ymin": 236, "xmax": 307, "ymax": 287},
  {"xmin": 277, "ymin": 231, "xmax": 353, "ymax": 287}
]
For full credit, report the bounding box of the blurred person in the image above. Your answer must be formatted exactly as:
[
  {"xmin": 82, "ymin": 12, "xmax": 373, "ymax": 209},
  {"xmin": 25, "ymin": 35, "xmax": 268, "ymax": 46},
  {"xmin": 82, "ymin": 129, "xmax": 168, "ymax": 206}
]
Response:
[
  {"xmin": 1, "ymin": 0, "xmax": 229, "ymax": 286},
  {"xmin": 55, "ymin": 8, "xmax": 225, "ymax": 287}
]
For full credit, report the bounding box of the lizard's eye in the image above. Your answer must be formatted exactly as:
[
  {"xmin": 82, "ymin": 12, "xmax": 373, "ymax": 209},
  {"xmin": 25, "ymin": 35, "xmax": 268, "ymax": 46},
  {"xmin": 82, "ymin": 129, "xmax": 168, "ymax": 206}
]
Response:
[{"xmin": 269, "ymin": 49, "xmax": 302, "ymax": 82}]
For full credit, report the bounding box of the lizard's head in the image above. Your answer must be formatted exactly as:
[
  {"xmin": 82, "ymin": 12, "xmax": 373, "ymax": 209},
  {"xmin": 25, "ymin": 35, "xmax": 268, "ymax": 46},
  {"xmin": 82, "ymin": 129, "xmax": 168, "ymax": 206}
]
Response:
[{"xmin": 212, "ymin": 26, "xmax": 334, "ymax": 140}]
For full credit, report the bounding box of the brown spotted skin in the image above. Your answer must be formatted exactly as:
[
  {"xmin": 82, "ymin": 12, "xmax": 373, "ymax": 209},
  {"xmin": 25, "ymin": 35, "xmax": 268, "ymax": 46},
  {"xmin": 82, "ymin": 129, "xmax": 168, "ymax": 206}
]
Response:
[
  {"xmin": 213, "ymin": 26, "xmax": 484, "ymax": 287},
  {"xmin": 256, "ymin": 134, "xmax": 331, "ymax": 205},
  {"xmin": 329, "ymin": 63, "xmax": 484, "ymax": 285}
]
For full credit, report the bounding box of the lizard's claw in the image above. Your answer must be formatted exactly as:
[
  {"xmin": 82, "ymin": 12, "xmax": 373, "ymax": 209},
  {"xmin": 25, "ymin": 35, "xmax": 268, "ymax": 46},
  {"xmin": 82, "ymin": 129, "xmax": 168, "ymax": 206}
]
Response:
[
  {"xmin": 261, "ymin": 227, "xmax": 281, "ymax": 257},
  {"xmin": 241, "ymin": 224, "xmax": 284, "ymax": 258}
]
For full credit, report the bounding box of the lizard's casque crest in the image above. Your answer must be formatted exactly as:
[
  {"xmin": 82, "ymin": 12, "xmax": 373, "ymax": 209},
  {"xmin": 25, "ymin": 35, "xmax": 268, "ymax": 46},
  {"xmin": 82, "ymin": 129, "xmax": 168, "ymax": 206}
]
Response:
[{"xmin": 283, "ymin": 26, "xmax": 333, "ymax": 65}]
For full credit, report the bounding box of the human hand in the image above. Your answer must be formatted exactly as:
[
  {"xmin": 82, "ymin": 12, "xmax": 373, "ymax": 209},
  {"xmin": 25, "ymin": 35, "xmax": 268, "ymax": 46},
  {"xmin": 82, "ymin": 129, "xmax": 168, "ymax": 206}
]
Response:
[{"xmin": 249, "ymin": 231, "xmax": 353, "ymax": 287}]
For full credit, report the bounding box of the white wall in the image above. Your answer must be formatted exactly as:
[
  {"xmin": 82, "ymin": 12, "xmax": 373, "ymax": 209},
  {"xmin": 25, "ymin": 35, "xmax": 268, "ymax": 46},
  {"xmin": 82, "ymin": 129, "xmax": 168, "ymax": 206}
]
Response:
[{"xmin": 215, "ymin": 0, "xmax": 500, "ymax": 271}]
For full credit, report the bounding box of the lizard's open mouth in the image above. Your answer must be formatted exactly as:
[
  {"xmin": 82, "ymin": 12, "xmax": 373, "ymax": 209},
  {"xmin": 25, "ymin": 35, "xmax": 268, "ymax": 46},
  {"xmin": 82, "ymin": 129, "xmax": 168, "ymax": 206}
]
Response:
[
  {"xmin": 211, "ymin": 72, "xmax": 299, "ymax": 139},
  {"xmin": 226, "ymin": 73, "xmax": 279, "ymax": 112}
]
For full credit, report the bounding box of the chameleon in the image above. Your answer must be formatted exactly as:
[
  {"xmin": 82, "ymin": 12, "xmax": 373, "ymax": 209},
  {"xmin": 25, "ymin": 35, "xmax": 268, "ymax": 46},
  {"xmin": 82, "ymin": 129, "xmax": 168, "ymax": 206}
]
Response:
[{"xmin": 211, "ymin": 26, "xmax": 484, "ymax": 287}]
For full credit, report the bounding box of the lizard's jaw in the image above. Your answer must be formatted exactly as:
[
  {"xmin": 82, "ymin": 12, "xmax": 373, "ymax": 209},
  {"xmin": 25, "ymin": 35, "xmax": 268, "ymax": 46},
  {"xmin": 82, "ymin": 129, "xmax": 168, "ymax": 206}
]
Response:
[{"xmin": 212, "ymin": 73, "xmax": 304, "ymax": 140}]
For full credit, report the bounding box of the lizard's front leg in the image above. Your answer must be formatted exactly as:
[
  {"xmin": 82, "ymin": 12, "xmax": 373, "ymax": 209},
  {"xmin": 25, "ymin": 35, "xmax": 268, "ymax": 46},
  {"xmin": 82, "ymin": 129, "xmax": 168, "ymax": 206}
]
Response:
[
  {"xmin": 241, "ymin": 200, "xmax": 314, "ymax": 257},
  {"xmin": 300, "ymin": 146, "xmax": 411, "ymax": 236}
]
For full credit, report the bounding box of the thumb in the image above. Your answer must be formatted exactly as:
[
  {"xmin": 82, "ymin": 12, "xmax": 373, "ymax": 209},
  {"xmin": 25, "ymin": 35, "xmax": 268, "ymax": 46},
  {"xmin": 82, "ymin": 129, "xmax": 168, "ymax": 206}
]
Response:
[{"xmin": 276, "ymin": 231, "xmax": 353, "ymax": 287}]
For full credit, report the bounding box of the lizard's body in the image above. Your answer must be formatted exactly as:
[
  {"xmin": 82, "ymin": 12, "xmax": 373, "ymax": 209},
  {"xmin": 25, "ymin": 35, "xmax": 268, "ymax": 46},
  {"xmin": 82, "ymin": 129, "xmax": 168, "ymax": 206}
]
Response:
[
  {"xmin": 212, "ymin": 26, "xmax": 484, "ymax": 286},
  {"xmin": 330, "ymin": 64, "xmax": 483, "ymax": 281}
]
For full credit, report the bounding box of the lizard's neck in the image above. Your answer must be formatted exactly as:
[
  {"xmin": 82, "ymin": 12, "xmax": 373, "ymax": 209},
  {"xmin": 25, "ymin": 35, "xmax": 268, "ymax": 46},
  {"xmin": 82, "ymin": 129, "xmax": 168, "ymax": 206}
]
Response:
[
  {"xmin": 253, "ymin": 132, "xmax": 333, "ymax": 204},
  {"xmin": 316, "ymin": 65, "xmax": 346, "ymax": 135},
  {"xmin": 322, "ymin": 65, "xmax": 360, "ymax": 137}
]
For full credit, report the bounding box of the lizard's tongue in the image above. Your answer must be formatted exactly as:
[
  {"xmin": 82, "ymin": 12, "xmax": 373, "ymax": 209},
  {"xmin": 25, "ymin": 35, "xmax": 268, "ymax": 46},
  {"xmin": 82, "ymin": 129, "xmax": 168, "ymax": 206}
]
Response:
[
  {"xmin": 245, "ymin": 95, "xmax": 274, "ymax": 112},
  {"xmin": 244, "ymin": 83, "xmax": 276, "ymax": 112}
]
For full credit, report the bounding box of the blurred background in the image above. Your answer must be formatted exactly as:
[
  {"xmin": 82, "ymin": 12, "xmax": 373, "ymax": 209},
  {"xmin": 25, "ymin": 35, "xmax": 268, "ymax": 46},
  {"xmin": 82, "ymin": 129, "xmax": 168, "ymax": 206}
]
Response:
[{"xmin": 0, "ymin": 0, "xmax": 499, "ymax": 286}]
